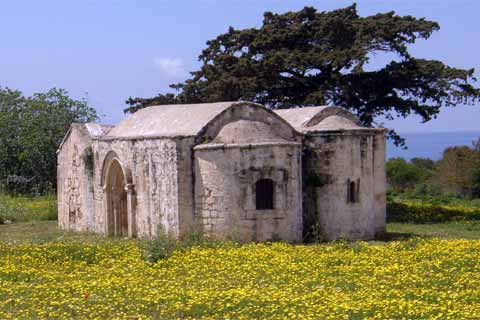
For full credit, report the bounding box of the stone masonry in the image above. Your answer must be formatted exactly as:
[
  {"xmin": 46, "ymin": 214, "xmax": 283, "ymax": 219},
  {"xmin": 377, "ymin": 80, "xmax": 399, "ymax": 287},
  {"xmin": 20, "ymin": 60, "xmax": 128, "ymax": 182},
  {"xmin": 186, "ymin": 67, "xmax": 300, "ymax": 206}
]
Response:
[{"xmin": 57, "ymin": 101, "xmax": 386, "ymax": 242}]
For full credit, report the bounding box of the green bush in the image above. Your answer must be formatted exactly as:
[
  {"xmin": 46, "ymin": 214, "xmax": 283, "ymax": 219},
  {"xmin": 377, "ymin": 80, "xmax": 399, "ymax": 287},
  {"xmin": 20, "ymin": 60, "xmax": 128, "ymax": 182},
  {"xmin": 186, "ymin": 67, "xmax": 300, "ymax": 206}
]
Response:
[
  {"xmin": 387, "ymin": 200, "xmax": 480, "ymax": 223},
  {"xmin": 142, "ymin": 226, "xmax": 237, "ymax": 263},
  {"xmin": 141, "ymin": 231, "xmax": 178, "ymax": 263}
]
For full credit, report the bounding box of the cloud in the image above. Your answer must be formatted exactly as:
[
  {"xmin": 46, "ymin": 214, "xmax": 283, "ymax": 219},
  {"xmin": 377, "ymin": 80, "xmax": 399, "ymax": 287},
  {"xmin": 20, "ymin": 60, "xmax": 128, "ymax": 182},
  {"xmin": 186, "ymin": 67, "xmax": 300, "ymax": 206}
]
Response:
[{"xmin": 153, "ymin": 57, "xmax": 186, "ymax": 78}]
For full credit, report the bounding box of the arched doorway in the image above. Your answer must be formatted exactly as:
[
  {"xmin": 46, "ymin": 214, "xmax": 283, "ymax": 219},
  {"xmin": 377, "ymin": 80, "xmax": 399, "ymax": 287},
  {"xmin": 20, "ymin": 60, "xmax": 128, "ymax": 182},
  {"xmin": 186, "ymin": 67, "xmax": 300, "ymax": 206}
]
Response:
[{"xmin": 105, "ymin": 159, "xmax": 128, "ymax": 236}]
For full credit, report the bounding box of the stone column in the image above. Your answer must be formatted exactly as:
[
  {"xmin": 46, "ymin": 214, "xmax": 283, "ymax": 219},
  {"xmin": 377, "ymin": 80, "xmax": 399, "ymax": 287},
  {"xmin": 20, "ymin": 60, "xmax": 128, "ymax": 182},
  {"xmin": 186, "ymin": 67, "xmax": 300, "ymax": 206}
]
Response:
[
  {"xmin": 125, "ymin": 183, "xmax": 136, "ymax": 237},
  {"xmin": 102, "ymin": 185, "xmax": 109, "ymax": 235}
]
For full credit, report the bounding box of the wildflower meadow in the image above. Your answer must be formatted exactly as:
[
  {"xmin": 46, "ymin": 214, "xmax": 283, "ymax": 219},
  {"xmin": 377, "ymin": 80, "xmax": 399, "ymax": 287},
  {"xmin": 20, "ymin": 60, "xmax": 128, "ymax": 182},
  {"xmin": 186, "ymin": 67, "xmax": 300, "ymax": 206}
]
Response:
[{"xmin": 0, "ymin": 237, "xmax": 479, "ymax": 319}]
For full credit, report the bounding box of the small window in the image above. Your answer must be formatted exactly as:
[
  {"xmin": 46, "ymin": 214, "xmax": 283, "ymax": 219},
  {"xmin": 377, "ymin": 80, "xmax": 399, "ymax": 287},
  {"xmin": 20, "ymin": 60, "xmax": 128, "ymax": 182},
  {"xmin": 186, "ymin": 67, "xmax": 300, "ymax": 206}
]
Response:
[
  {"xmin": 256, "ymin": 179, "xmax": 274, "ymax": 210},
  {"xmin": 347, "ymin": 179, "xmax": 360, "ymax": 203}
]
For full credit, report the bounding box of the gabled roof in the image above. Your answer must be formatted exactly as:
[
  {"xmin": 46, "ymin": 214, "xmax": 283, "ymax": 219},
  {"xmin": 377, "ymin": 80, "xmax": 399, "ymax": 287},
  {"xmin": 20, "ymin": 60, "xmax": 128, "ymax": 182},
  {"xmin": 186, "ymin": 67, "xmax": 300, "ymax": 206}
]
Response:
[
  {"xmin": 84, "ymin": 123, "xmax": 114, "ymax": 138},
  {"xmin": 57, "ymin": 123, "xmax": 113, "ymax": 153},
  {"xmin": 274, "ymin": 106, "xmax": 363, "ymax": 132}
]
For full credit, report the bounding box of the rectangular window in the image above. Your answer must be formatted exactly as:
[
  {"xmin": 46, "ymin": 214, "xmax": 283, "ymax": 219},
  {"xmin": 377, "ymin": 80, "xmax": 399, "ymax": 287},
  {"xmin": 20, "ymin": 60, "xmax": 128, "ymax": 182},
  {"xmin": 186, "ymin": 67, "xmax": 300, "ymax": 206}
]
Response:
[
  {"xmin": 256, "ymin": 179, "xmax": 274, "ymax": 210},
  {"xmin": 347, "ymin": 178, "xmax": 360, "ymax": 203}
]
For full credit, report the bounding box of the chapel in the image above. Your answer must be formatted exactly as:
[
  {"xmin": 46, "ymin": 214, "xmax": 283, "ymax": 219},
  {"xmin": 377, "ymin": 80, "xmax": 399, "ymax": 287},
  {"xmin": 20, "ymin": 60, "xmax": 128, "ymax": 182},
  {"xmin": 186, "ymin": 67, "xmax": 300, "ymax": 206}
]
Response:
[{"xmin": 57, "ymin": 101, "xmax": 386, "ymax": 242}]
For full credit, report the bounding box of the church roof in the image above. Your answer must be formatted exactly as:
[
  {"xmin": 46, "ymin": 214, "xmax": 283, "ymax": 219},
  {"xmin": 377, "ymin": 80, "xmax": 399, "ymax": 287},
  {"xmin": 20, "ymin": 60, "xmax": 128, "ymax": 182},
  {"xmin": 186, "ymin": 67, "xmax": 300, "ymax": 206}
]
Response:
[
  {"xmin": 274, "ymin": 106, "xmax": 364, "ymax": 132},
  {"xmin": 100, "ymin": 102, "xmax": 374, "ymax": 142},
  {"xmin": 84, "ymin": 123, "xmax": 114, "ymax": 137},
  {"xmin": 57, "ymin": 123, "xmax": 113, "ymax": 153},
  {"xmin": 212, "ymin": 120, "xmax": 289, "ymax": 144},
  {"xmin": 273, "ymin": 106, "xmax": 330, "ymax": 130},
  {"xmin": 306, "ymin": 115, "xmax": 362, "ymax": 131},
  {"xmin": 106, "ymin": 102, "xmax": 240, "ymax": 139}
]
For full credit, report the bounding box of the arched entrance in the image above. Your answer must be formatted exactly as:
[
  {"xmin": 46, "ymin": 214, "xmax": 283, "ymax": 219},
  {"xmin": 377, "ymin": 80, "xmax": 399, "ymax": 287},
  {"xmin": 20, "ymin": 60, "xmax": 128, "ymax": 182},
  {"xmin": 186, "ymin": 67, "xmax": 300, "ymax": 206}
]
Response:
[{"xmin": 105, "ymin": 159, "xmax": 129, "ymax": 236}]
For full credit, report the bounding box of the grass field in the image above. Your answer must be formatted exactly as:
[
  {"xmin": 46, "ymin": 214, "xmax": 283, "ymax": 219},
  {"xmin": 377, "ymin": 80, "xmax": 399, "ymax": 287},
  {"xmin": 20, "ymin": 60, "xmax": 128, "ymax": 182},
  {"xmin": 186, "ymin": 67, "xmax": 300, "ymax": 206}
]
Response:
[
  {"xmin": 0, "ymin": 193, "xmax": 57, "ymax": 223},
  {"xmin": 0, "ymin": 220, "xmax": 479, "ymax": 319}
]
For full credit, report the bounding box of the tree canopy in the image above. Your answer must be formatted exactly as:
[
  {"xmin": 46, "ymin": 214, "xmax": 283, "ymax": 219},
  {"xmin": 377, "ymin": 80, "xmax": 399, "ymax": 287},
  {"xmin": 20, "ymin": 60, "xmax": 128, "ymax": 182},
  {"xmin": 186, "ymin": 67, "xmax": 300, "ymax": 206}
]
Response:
[
  {"xmin": 125, "ymin": 5, "xmax": 480, "ymax": 145},
  {"xmin": 0, "ymin": 87, "xmax": 98, "ymax": 194}
]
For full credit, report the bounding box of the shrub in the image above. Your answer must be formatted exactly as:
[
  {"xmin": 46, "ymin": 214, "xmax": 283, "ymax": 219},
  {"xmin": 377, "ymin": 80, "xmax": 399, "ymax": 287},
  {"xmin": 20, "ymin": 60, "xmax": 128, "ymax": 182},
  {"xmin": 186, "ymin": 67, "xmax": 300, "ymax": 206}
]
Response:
[
  {"xmin": 387, "ymin": 200, "xmax": 480, "ymax": 223},
  {"xmin": 142, "ymin": 226, "xmax": 235, "ymax": 263},
  {"xmin": 386, "ymin": 158, "xmax": 425, "ymax": 192}
]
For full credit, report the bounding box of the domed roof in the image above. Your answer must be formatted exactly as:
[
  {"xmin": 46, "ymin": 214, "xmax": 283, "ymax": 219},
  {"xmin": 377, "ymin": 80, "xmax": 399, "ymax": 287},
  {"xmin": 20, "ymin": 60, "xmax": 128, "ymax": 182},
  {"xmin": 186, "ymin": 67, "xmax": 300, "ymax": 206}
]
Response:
[
  {"xmin": 306, "ymin": 115, "xmax": 362, "ymax": 131},
  {"xmin": 211, "ymin": 120, "xmax": 288, "ymax": 144}
]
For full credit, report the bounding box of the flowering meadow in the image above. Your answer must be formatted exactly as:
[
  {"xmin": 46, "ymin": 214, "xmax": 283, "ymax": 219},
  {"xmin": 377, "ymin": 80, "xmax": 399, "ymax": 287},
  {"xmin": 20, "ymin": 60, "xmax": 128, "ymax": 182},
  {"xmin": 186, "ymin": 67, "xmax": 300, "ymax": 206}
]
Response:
[{"xmin": 0, "ymin": 237, "xmax": 479, "ymax": 319}]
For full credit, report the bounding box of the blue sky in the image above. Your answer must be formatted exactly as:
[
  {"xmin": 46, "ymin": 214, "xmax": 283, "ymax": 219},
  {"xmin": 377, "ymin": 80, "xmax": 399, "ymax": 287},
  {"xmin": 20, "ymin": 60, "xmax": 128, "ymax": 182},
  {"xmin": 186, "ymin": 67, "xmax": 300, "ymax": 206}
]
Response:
[{"xmin": 1, "ymin": 0, "xmax": 479, "ymax": 133}]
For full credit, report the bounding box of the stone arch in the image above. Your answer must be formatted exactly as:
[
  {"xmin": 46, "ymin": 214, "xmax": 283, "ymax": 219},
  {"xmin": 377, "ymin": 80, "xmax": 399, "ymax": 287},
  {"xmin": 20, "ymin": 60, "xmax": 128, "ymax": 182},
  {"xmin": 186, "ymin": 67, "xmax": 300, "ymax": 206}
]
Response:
[
  {"xmin": 101, "ymin": 151, "xmax": 136, "ymax": 237},
  {"xmin": 101, "ymin": 151, "xmax": 133, "ymax": 188},
  {"xmin": 195, "ymin": 102, "xmax": 301, "ymax": 145},
  {"xmin": 305, "ymin": 107, "xmax": 361, "ymax": 128}
]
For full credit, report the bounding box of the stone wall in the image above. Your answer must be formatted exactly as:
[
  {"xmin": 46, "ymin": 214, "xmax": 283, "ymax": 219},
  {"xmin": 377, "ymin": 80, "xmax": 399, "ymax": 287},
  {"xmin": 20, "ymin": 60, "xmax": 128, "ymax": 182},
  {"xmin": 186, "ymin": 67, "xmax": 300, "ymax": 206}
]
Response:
[
  {"xmin": 92, "ymin": 138, "xmax": 180, "ymax": 238},
  {"xmin": 194, "ymin": 143, "xmax": 303, "ymax": 242},
  {"xmin": 175, "ymin": 137, "xmax": 196, "ymax": 238},
  {"xmin": 58, "ymin": 103, "xmax": 386, "ymax": 243},
  {"xmin": 57, "ymin": 125, "xmax": 95, "ymax": 232},
  {"xmin": 303, "ymin": 130, "xmax": 386, "ymax": 241},
  {"xmin": 372, "ymin": 131, "xmax": 387, "ymax": 236}
]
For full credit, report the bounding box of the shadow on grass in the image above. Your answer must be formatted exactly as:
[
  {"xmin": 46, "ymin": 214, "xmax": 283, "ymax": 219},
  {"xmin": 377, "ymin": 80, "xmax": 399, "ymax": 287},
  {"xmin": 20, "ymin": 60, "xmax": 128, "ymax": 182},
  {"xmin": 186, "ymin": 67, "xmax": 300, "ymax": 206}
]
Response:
[{"xmin": 376, "ymin": 231, "xmax": 423, "ymax": 242}]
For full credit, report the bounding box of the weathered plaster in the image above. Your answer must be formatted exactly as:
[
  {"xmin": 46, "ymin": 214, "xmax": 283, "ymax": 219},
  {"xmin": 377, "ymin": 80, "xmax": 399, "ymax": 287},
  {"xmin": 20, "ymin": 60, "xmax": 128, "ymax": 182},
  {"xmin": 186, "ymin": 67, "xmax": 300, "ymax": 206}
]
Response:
[
  {"xmin": 302, "ymin": 130, "xmax": 386, "ymax": 241},
  {"xmin": 194, "ymin": 143, "xmax": 303, "ymax": 242},
  {"xmin": 57, "ymin": 103, "xmax": 386, "ymax": 242}
]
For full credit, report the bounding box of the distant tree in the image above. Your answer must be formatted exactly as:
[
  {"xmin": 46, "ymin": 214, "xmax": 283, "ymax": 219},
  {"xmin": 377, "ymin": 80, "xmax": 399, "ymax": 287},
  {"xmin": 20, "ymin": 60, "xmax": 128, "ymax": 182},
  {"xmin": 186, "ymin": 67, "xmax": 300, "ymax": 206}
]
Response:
[
  {"xmin": 124, "ymin": 5, "xmax": 480, "ymax": 145},
  {"xmin": 410, "ymin": 157, "xmax": 435, "ymax": 171},
  {"xmin": 0, "ymin": 88, "xmax": 25, "ymax": 182},
  {"xmin": 0, "ymin": 87, "xmax": 98, "ymax": 194},
  {"xmin": 434, "ymin": 146, "xmax": 480, "ymax": 198},
  {"xmin": 410, "ymin": 157, "xmax": 436, "ymax": 181},
  {"xmin": 386, "ymin": 158, "xmax": 424, "ymax": 192}
]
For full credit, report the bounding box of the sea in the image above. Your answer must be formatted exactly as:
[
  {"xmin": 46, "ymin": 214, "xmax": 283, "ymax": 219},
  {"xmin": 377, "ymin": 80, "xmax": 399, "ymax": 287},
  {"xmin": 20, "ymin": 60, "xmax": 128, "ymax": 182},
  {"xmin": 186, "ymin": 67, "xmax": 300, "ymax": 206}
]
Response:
[{"xmin": 387, "ymin": 131, "xmax": 480, "ymax": 160}]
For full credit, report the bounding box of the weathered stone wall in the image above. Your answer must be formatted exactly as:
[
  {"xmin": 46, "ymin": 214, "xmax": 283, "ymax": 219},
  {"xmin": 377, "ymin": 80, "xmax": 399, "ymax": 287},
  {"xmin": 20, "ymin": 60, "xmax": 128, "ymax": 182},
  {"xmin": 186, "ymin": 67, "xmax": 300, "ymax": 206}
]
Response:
[
  {"xmin": 92, "ymin": 138, "xmax": 181, "ymax": 238},
  {"xmin": 175, "ymin": 137, "xmax": 196, "ymax": 238},
  {"xmin": 303, "ymin": 130, "xmax": 386, "ymax": 241},
  {"xmin": 373, "ymin": 131, "xmax": 387, "ymax": 236},
  {"xmin": 194, "ymin": 143, "xmax": 303, "ymax": 242},
  {"xmin": 58, "ymin": 103, "xmax": 386, "ymax": 243},
  {"xmin": 57, "ymin": 125, "xmax": 95, "ymax": 232}
]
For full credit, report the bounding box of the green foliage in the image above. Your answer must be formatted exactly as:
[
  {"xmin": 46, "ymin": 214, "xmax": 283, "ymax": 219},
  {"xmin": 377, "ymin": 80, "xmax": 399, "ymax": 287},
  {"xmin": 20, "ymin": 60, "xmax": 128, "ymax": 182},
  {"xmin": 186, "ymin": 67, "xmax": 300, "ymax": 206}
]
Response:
[
  {"xmin": 124, "ymin": 5, "xmax": 480, "ymax": 146},
  {"xmin": 386, "ymin": 158, "xmax": 427, "ymax": 192},
  {"xmin": 387, "ymin": 199, "xmax": 480, "ymax": 223},
  {"xmin": 0, "ymin": 193, "xmax": 57, "ymax": 224},
  {"xmin": 0, "ymin": 87, "xmax": 98, "ymax": 194},
  {"xmin": 142, "ymin": 226, "xmax": 229, "ymax": 263},
  {"xmin": 472, "ymin": 167, "xmax": 480, "ymax": 198},
  {"xmin": 410, "ymin": 157, "xmax": 435, "ymax": 171},
  {"xmin": 409, "ymin": 183, "xmax": 453, "ymax": 203},
  {"xmin": 434, "ymin": 145, "xmax": 480, "ymax": 198},
  {"xmin": 141, "ymin": 229, "xmax": 178, "ymax": 263},
  {"xmin": 387, "ymin": 138, "xmax": 480, "ymax": 199}
]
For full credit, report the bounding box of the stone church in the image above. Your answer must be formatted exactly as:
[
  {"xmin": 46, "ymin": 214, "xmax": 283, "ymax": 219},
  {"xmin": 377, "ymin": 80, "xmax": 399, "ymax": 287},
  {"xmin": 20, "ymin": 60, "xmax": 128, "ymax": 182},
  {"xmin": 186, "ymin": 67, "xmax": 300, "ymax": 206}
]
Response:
[{"xmin": 57, "ymin": 101, "xmax": 386, "ymax": 242}]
